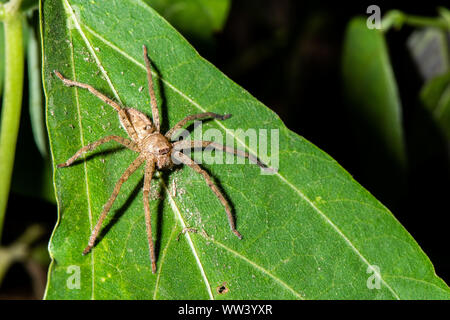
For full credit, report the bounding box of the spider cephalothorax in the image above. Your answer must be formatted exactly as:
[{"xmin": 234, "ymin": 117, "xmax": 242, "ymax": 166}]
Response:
[
  {"xmin": 54, "ymin": 45, "xmax": 267, "ymax": 273},
  {"xmin": 141, "ymin": 132, "xmax": 173, "ymax": 169}
]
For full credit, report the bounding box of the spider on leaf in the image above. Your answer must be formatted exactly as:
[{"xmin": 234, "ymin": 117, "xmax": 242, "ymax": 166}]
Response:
[{"xmin": 54, "ymin": 45, "xmax": 268, "ymax": 274}]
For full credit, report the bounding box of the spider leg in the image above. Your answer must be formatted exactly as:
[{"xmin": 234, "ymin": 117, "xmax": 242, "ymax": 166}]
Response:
[
  {"xmin": 58, "ymin": 135, "xmax": 139, "ymax": 168},
  {"xmin": 83, "ymin": 155, "xmax": 145, "ymax": 255},
  {"xmin": 173, "ymin": 140, "xmax": 270, "ymax": 169},
  {"xmin": 53, "ymin": 70, "xmax": 139, "ymax": 141},
  {"xmin": 142, "ymin": 45, "xmax": 161, "ymax": 132},
  {"xmin": 165, "ymin": 113, "xmax": 231, "ymax": 140},
  {"xmin": 172, "ymin": 151, "xmax": 242, "ymax": 239},
  {"xmin": 142, "ymin": 158, "xmax": 157, "ymax": 273}
]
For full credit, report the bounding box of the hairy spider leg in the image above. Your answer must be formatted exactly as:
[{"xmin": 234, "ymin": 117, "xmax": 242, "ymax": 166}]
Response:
[
  {"xmin": 142, "ymin": 45, "xmax": 161, "ymax": 132},
  {"xmin": 57, "ymin": 135, "xmax": 139, "ymax": 168},
  {"xmin": 53, "ymin": 70, "xmax": 140, "ymax": 142},
  {"xmin": 83, "ymin": 155, "xmax": 145, "ymax": 255},
  {"xmin": 173, "ymin": 140, "xmax": 270, "ymax": 169},
  {"xmin": 165, "ymin": 112, "xmax": 231, "ymax": 140},
  {"xmin": 143, "ymin": 160, "xmax": 157, "ymax": 273},
  {"xmin": 172, "ymin": 151, "xmax": 242, "ymax": 239}
]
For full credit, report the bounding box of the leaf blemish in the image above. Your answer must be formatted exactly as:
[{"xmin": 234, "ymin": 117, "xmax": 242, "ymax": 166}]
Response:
[
  {"xmin": 314, "ymin": 196, "xmax": 326, "ymax": 204},
  {"xmin": 217, "ymin": 283, "xmax": 228, "ymax": 295}
]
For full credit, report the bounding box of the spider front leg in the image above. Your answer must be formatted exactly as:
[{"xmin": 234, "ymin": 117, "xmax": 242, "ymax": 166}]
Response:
[
  {"xmin": 57, "ymin": 135, "xmax": 139, "ymax": 168},
  {"xmin": 83, "ymin": 155, "xmax": 145, "ymax": 255},
  {"xmin": 53, "ymin": 70, "xmax": 140, "ymax": 141},
  {"xmin": 142, "ymin": 159, "xmax": 157, "ymax": 273},
  {"xmin": 165, "ymin": 112, "xmax": 231, "ymax": 140},
  {"xmin": 172, "ymin": 151, "xmax": 242, "ymax": 239},
  {"xmin": 173, "ymin": 140, "xmax": 270, "ymax": 169},
  {"xmin": 143, "ymin": 45, "xmax": 160, "ymax": 132}
]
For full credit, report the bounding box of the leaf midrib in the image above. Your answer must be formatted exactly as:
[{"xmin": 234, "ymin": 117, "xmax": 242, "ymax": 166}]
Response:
[{"xmin": 63, "ymin": 0, "xmax": 402, "ymax": 299}]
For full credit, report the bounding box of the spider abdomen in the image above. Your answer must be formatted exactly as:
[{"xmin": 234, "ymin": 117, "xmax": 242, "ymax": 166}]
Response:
[{"xmin": 120, "ymin": 108, "xmax": 155, "ymax": 141}]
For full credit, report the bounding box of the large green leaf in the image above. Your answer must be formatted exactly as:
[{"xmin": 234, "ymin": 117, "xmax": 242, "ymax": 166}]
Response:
[{"xmin": 42, "ymin": 0, "xmax": 449, "ymax": 299}]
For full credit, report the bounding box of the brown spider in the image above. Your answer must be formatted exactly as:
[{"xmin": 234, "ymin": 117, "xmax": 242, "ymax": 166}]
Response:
[{"xmin": 54, "ymin": 45, "xmax": 266, "ymax": 274}]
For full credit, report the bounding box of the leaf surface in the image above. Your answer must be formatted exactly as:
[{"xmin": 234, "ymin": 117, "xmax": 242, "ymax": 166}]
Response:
[{"xmin": 42, "ymin": 1, "xmax": 450, "ymax": 299}]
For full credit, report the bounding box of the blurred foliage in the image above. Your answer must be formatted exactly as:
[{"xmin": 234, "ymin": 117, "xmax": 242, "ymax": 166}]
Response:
[
  {"xmin": 341, "ymin": 17, "xmax": 407, "ymax": 208},
  {"xmin": 144, "ymin": 0, "xmax": 230, "ymax": 48},
  {"xmin": 421, "ymin": 72, "xmax": 450, "ymax": 140},
  {"xmin": 0, "ymin": 23, "xmax": 4, "ymax": 97},
  {"xmin": 409, "ymin": 27, "xmax": 450, "ymax": 141}
]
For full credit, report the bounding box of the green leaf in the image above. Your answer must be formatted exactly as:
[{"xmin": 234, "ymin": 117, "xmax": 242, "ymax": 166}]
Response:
[
  {"xmin": 144, "ymin": 0, "xmax": 230, "ymax": 41},
  {"xmin": 421, "ymin": 72, "xmax": 450, "ymax": 140},
  {"xmin": 10, "ymin": 20, "xmax": 54, "ymax": 204},
  {"xmin": 27, "ymin": 20, "xmax": 48, "ymax": 158},
  {"xmin": 411, "ymin": 26, "xmax": 450, "ymax": 142},
  {"xmin": 0, "ymin": 22, "xmax": 4, "ymax": 97},
  {"xmin": 42, "ymin": 1, "xmax": 449, "ymax": 299},
  {"xmin": 342, "ymin": 17, "xmax": 407, "ymax": 168}
]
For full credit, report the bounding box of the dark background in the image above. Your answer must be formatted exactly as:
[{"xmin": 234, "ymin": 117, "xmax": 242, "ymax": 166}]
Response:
[{"xmin": 1, "ymin": 0, "xmax": 449, "ymax": 298}]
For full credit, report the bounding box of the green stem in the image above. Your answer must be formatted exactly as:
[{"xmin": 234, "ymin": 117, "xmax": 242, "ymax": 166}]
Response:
[
  {"xmin": 382, "ymin": 10, "xmax": 450, "ymax": 32},
  {"xmin": 402, "ymin": 15, "xmax": 449, "ymax": 29},
  {"xmin": 0, "ymin": 4, "xmax": 5, "ymax": 20},
  {"xmin": 0, "ymin": 0, "xmax": 24, "ymax": 242},
  {"xmin": 0, "ymin": 224, "xmax": 45, "ymax": 285}
]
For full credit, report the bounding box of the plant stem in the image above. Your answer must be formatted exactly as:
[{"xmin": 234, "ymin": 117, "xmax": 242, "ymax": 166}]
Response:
[
  {"xmin": 0, "ymin": 224, "xmax": 45, "ymax": 285},
  {"xmin": 0, "ymin": 4, "xmax": 4, "ymax": 20},
  {"xmin": 0, "ymin": 0, "xmax": 24, "ymax": 242},
  {"xmin": 402, "ymin": 15, "xmax": 449, "ymax": 29},
  {"xmin": 382, "ymin": 10, "xmax": 450, "ymax": 32}
]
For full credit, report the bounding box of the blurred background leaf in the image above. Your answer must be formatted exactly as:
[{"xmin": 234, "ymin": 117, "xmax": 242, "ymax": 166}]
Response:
[
  {"xmin": 420, "ymin": 72, "xmax": 450, "ymax": 140},
  {"xmin": 341, "ymin": 17, "xmax": 407, "ymax": 209},
  {"xmin": 144, "ymin": 0, "xmax": 231, "ymax": 54},
  {"xmin": 10, "ymin": 14, "xmax": 54, "ymax": 204},
  {"xmin": 0, "ymin": 22, "xmax": 4, "ymax": 98},
  {"xmin": 408, "ymin": 26, "xmax": 450, "ymax": 141},
  {"xmin": 0, "ymin": 4, "xmax": 53, "ymax": 300}
]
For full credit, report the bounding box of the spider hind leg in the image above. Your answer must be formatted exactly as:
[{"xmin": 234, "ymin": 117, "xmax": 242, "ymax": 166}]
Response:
[{"xmin": 173, "ymin": 151, "xmax": 242, "ymax": 240}]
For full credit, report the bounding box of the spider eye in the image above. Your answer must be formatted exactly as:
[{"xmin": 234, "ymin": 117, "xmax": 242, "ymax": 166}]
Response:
[{"xmin": 145, "ymin": 125, "xmax": 152, "ymax": 130}]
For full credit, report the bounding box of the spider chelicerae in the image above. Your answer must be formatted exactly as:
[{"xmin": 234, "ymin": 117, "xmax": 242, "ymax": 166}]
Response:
[{"xmin": 54, "ymin": 45, "xmax": 267, "ymax": 273}]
